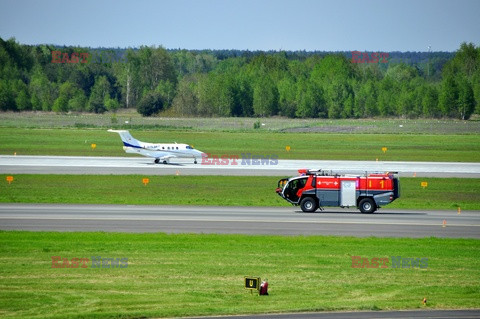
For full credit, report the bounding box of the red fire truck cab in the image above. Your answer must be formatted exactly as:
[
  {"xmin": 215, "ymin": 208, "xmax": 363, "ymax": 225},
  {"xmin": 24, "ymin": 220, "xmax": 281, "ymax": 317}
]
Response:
[{"xmin": 276, "ymin": 169, "xmax": 400, "ymax": 213}]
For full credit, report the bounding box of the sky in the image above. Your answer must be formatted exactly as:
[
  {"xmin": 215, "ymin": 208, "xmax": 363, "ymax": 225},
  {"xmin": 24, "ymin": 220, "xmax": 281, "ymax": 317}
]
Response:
[{"xmin": 0, "ymin": 0, "xmax": 479, "ymax": 52}]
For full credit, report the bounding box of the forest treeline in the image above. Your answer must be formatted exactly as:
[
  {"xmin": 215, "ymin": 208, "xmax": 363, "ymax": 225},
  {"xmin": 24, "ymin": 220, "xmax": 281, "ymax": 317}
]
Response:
[{"xmin": 0, "ymin": 37, "xmax": 479, "ymax": 119}]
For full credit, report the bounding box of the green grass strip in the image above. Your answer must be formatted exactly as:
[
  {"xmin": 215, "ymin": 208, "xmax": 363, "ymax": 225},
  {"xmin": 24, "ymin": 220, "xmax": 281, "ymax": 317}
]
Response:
[
  {"xmin": 1, "ymin": 175, "xmax": 479, "ymax": 210},
  {"xmin": 0, "ymin": 231, "xmax": 478, "ymax": 318},
  {"xmin": 1, "ymin": 112, "xmax": 480, "ymax": 134},
  {"xmin": 2, "ymin": 128, "xmax": 480, "ymax": 162}
]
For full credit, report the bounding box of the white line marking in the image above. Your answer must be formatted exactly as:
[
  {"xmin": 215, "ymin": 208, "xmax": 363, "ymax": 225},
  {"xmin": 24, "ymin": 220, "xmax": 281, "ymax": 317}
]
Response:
[{"xmin": 0, "ymin": 216, "xmax": 478, "ymax": 227}]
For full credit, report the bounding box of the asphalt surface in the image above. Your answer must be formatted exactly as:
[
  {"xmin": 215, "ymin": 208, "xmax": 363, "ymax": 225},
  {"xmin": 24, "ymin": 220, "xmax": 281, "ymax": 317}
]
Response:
[
  {"xmin": 1, "ymin": 204, "xmax": 478, "ymax": 238},
  {"xmin": 1, "ymin": 155, "xmax": 480, "ymax": 177},
  {"xmin": 186, "ymin": 309, "xmax": 480, "ymax": 319}
]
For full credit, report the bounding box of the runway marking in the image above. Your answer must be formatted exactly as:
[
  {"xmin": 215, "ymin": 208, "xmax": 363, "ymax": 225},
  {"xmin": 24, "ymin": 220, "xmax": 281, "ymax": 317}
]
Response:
[{"xmin": 1, "ymin": 216, "xmax": 478, "ymax": 227}]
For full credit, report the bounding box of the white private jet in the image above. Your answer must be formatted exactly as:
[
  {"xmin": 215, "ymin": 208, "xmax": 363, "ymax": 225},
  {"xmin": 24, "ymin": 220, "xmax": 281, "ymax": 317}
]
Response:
[{"xmin": 108, "ymin": 129, "xmax": 204, "ymax": 164}]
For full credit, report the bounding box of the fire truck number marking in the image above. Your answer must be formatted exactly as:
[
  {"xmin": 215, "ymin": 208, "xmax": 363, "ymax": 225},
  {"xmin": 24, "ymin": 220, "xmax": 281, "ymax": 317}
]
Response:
[
  {"xmin": 380, "ymin": 180, "xmax": 384, "ymax": 189},
  {"xmin": 369, "ymin": 181, "xmax": 372, "ymax": 188}
]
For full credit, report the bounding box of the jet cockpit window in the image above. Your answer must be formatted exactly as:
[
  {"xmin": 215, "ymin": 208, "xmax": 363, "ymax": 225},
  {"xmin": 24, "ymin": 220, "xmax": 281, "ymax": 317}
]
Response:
[{"xmin": 186, "ymin": 145, "xmax": 193, "ymax": 149}]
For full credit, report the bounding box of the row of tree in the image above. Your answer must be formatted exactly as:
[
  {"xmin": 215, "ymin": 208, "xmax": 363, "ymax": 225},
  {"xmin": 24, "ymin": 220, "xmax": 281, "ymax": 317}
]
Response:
[{"xmin": 0, "ymin": 37, "xmax": 478, "ymax": 119}]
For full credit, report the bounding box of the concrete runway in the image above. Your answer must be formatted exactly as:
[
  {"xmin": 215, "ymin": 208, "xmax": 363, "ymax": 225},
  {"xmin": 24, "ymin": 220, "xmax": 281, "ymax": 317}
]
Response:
[
  {"xmin": 1, "ymin": 204, "xmax": 478, "ymax": 238},
  {"xmin": 1, "ymin": 155, "xmax": 480, "ymax": 177}
]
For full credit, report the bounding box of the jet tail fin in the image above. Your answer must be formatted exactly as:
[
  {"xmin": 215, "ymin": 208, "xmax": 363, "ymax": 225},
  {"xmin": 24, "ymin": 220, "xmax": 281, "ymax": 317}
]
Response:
[{"xmin": 108, "ymin": 129, "xmax": 141, "ymax": 147}]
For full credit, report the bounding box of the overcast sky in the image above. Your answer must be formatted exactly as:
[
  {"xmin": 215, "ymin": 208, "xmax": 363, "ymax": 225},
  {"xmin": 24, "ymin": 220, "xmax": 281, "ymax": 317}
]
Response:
[{"xmin": 0, "ymin": 0, "xmax": 478, "ymax": 51}]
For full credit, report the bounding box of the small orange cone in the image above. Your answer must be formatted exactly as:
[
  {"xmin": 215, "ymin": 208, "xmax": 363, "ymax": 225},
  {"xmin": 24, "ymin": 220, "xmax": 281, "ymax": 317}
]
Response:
[
  {"xmin": 442, "ymin": 219, "xmax": 447, "ymax": 228},
  {"xmin": 457, "ymin": 207, "xmax": 461, "ymax": 215},
  {"xmin": 413, "ymin": 172, "xmax": 416, "ymax": 177}
]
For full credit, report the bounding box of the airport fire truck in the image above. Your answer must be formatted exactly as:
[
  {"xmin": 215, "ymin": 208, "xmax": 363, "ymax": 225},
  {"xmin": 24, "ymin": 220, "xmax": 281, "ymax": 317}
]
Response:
[{"xmin": 276, "ymin": 169, "xmax": 400, "ymax": 213}]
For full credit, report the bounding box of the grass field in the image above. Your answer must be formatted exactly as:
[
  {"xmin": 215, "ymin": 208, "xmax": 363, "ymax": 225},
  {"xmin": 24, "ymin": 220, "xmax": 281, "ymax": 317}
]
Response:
[
  {"xmin": 1, "ymin": 111, "xmax": 480, "ymax": 134},
  {"xmin": 1, "ymin": 127, "xmax": 480, "ymax": 162},
  {"xmin": 1, "ymin": 175, "xmax": 479, "ymax": 210},
  {"xmin": 0, "ymin": 231, "xmax": 478, "ymax": 319}
]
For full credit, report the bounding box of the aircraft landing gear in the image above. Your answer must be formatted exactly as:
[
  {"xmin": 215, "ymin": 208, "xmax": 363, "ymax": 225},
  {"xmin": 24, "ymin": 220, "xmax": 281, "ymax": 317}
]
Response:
[
  {"xmin": 194, "ymin": 160, "xmax": 197, "ymax": 164},
  {"xmin": 154, "ymin": 158, "xmax": 170, "ymax": 165}
]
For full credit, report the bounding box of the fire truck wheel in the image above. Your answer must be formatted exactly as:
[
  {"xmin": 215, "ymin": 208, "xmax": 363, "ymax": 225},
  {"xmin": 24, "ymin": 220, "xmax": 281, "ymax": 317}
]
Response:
[
  {"xmin": 359, "ymin": 198, "xmax": 376, "ymax": 214},
  {"xmin": 300, "ymin": 197, "xmax": 317, "ymax": 212}
]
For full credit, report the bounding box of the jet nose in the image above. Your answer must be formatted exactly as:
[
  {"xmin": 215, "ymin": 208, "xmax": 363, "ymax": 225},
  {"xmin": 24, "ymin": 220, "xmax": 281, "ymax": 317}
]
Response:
[{"xmin": 193, "ymin": 150, "xmax": 207, "ymax": 159}]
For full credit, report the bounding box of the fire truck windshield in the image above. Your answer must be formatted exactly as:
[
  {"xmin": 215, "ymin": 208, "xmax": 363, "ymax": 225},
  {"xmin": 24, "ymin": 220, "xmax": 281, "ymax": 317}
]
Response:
[
  {"xmin": 289, "ymin": 178, "xmax": 307, "ymax": 190},
  {"xmin": 284, "ymin": 177, "xmax": 308, "ymax": 203}
]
